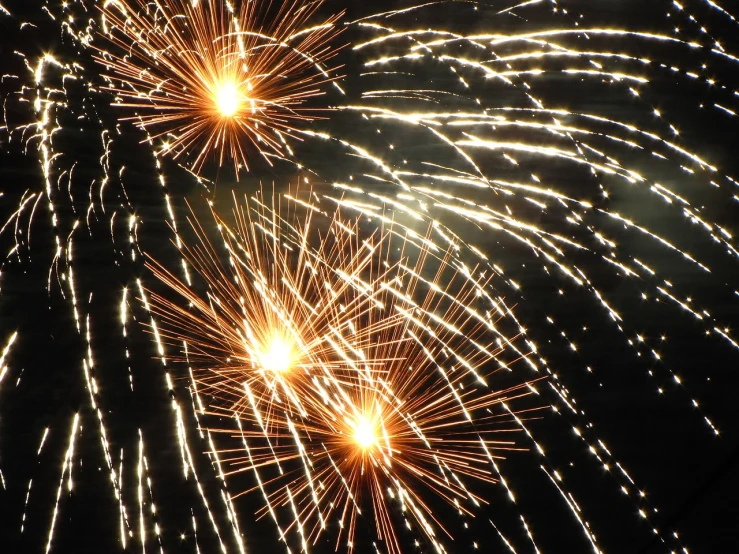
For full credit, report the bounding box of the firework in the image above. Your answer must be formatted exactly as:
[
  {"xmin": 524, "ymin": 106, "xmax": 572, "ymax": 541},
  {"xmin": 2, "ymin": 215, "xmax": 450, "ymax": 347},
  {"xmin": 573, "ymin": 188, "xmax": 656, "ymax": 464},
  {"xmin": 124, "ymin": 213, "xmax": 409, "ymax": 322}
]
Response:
[
  {"xmin": 94, "ymin": 0, "xmax": 343, "ymax": 173},
  {"xmin": 145, "ymin": 187, "xmax": 533, "ymax": 552},
  {"xmin": 1, "ymin": 1, "xmax": 739, "ymax": 553}
]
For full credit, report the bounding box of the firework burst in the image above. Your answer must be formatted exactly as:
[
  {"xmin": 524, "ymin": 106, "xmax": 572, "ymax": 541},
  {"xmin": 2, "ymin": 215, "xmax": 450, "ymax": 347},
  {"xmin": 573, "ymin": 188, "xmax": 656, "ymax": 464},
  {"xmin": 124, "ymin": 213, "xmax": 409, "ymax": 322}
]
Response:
[
  {"xmin": 145, "ymin": 187, "xmax": 534, "ymax": 553},
  {"xmin": 145, "ymin": 188, "xmax": 406, "ymax": 426},
  {"xmin": 1, "ymin": 1, "xmax": 739, "ymax": 553},
  {"xmin": 94, "ymin": 0, "xmax": 343, "ymax": 173}
]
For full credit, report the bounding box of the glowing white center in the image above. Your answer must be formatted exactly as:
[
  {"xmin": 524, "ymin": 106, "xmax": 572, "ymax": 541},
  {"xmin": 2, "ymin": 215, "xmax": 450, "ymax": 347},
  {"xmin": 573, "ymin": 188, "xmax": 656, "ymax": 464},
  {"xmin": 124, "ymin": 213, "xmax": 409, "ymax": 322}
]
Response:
[
  {"xmin": 354, "ymin": 417, "xmax": 378, "ymax": 450},
  {"xmin": 260, "ymin": 336, "xmax": 292, "ymax": 373},
  {"xmin": 215, "ymin": 82, "xmax": 241, "ymax": 117}
]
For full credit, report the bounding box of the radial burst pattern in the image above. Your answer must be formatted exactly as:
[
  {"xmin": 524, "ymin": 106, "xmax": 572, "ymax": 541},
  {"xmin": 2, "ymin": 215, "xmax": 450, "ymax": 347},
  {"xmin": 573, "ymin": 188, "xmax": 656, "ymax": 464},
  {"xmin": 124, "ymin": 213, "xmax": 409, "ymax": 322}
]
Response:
[
  {"xmin": 1, "ymin": 1, "xmax": 739, "ymax": 553},
  {"xmin": 145, "ymin": 189, "xmax": 532, "ymax": 553},
  {"xmin": 94, "ymin": 0, "xmax": 343, "ymax": 172}
]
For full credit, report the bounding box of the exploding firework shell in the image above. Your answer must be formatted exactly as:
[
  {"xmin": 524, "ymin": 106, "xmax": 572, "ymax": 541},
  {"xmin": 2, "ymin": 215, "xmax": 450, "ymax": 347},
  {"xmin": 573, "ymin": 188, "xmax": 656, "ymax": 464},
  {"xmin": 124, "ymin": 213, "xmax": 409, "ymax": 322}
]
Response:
[
  {"xmin": 145, "ymin": 187, "xmax": 536, "ymax": 553},
  {"xmin": 94, "ymin": 0, "xmax": 344, "ymax": 173}
]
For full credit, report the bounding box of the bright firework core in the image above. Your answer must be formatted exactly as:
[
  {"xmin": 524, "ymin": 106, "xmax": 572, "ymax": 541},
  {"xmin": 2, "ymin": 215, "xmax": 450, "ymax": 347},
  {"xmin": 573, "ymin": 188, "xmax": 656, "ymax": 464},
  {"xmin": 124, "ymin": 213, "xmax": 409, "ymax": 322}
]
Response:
[
  {"xmin": 353, "ymin": 416, "xmax": 379, "ymax": 450},
  {"xmin": 215, "ymin": 81, "xmax": 242, "ymax": 117},
  {"xmin": 260, "ymin": 335, "xmax": 293, "ymax": 373}
]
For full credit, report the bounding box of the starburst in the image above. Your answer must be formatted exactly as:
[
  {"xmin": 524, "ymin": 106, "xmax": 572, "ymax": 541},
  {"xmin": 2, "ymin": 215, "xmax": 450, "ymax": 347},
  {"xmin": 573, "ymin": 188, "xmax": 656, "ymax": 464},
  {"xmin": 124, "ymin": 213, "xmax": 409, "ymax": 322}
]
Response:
[
  {"xmin": 145, "ymin": 187, "xmax": 535, "ymax": 553},
  {"xmin": 94, "ymin": 0, "xmax": 343, "ymax": 173}
]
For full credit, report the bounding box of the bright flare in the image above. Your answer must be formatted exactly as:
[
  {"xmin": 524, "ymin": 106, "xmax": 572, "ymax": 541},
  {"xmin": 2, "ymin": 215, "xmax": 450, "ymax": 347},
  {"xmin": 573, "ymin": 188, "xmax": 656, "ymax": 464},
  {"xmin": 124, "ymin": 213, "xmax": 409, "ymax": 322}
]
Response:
[
  {"xmin": 260, "ymin": 335, "xmax": 292, "ymax": 373},
  {"xmin": 353, "ymin": 416, "xmax": 378, "ymax": 450},
  {"xmin": 215, "ymin": 82, "xmax": 241, "ymax": 117}
]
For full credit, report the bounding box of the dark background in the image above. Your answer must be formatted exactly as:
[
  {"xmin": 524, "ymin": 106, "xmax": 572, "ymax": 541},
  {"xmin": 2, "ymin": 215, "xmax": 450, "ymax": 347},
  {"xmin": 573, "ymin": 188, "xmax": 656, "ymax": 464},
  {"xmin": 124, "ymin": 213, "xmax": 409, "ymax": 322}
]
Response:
[{"xmin": 0, "ymin": 1, "xmax": 738, "ymax": 553}]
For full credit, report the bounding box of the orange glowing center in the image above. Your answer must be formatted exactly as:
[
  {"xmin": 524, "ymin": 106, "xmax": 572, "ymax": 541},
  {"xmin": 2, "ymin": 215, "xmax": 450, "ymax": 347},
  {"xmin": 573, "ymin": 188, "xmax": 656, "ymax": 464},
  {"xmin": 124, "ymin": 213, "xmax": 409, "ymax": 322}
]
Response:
[
  {"xmin": 354, "ymin": 417, "xmax": 378, "ymax": 450},
  {"xmin": 215, "ymin": 82, "xmax": 242, "ymax": 117},
  {"xmin": 260, "ymin": 335, "xmax": 292, "ymax": 373}
]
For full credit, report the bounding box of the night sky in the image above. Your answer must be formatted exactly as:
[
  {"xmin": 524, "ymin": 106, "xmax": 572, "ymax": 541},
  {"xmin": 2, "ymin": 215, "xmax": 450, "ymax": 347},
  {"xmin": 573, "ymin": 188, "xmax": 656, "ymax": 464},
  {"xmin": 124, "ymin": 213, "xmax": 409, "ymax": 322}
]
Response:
[{"xmin": 1, "ymin": 1, "xmax": 738, "ymax": 553}]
